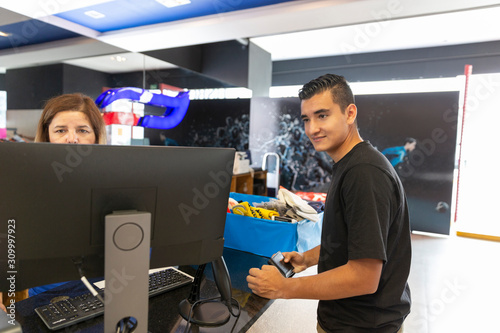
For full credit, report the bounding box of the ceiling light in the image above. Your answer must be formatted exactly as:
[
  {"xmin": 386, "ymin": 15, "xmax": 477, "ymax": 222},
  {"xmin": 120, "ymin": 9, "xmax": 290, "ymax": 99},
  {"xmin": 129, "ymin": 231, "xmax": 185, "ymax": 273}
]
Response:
[
  {"xmin": 110, "ymin": 56, "xmax": 127, "ymax": 62},
  {"xmin": 155, "ymin": 0, "xmax": 191, "ymax": 8},
  {"xmin": 84, "ymin": 10, "xmax": 106, "ymax": 19},
  {"xmin": 0, "ymin": 31, "xmax": 12, "ymax": 37}
]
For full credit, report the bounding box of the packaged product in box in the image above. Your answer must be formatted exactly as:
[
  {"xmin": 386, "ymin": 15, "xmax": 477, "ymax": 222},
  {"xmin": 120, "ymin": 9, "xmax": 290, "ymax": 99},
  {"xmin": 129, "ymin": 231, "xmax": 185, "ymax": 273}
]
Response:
[
  {"xmin": 106, "ymin": 124, "xmax": 132, "ymax": 145},
  {"xmin": 233, "ymin": 152, "xmax": 250, "ymax": 174},
  {"xmin": 102, "ymin": 112, "xmax": 140, "ymax": 126},
  {"xmin": 102, "ymin": 99, "xmax": 133, "ymax": 113},
  {"xmin": 132, "ymin": 102, "xmax": 145, "ymax": 116},
  {"xmin": 132, "ymin": 126, "xmax": 144, "ymax": 139}
]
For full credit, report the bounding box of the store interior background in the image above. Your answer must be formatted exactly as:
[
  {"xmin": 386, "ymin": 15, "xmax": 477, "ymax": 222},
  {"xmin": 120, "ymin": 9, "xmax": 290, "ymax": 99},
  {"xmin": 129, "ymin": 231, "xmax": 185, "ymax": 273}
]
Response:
[{"xmin": 1, "ymin": 1, "xmax": 500, "ymax": 332}]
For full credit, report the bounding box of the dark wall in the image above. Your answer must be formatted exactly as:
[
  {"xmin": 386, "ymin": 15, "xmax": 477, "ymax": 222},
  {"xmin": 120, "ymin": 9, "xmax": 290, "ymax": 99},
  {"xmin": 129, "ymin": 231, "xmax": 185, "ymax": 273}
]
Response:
[
  {"xmin": 145, "ymin": 45, "xmax": 203, "ymax": 73},
  {"xmin": 201, "ymin": 41, "xmax": 249, "ymax": 88},
  {"xmin": 0, "ymin": 74, "xmax": 5, "ymax": 91},
  {"xmin": 145, "ymin": 41, "xmax": 251, "ymax": 88},
  {"xmin": 6, "ymin": 64, "xmax": 63, "ymax": 109},
  {"xmin": 110, "ymin": 68, "xmax": 233, "ymax": 90},
  {"xmin": 5, "ymin": 64, "xmax": 112, "ymax": 108},
  {"xmin": 4, "ymin": 64, "xmax": 237, "ymax": 109},
  {"xmin": 63, "ymin": 64, "xmax": 111, "ymax": 100},
  {"xmin": 273, "ymin": 40, "xmax": 500, "ymax": 85}
]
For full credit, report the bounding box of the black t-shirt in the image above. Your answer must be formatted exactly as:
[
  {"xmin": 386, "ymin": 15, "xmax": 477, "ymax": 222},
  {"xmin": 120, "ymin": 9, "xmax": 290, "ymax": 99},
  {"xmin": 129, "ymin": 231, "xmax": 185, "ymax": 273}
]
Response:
[{"xmin": 317, "ymin": 141, "xmax": 411, "ymax": 333}]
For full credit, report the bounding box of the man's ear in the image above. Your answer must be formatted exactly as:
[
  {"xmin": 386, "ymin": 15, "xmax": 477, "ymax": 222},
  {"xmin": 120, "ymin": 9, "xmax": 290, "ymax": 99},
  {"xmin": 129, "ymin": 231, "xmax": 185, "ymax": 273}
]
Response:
[{"xmin": 346, "ymin": 104, "xmax": 357, "ymax": 125}]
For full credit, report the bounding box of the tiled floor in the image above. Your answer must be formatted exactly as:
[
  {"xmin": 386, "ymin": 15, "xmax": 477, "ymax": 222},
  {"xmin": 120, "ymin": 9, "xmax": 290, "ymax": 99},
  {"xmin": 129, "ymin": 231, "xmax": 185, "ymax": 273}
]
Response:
[
  {"xmin": 248, "ymin": 233, "xmax": 500, "ymax": 332},
  {"xmin": 405, "ymin": 233, "xmax": 500, "ymax": 333}
]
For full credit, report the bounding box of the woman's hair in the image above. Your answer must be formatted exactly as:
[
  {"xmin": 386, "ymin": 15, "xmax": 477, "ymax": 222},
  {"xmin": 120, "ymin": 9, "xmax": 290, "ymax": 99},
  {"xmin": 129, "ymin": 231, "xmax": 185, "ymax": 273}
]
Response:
[
  {"xmin": 298, "ymin": 74, "xmax": 355, "ymax": 112},
  {"xmin": 35, "ymin": 93, "xmax": 107, "ymax": 144}
]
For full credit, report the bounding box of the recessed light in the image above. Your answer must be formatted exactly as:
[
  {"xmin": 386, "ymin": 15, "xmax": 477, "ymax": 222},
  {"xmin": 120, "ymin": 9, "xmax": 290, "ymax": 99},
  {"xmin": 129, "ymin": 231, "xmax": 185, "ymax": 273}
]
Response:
[
  {"xmin": 155, "ymin": 0, "xmax": 191, "ymax": 8},
  {"xmin": 84, "ymin": 10, "xmax": 106, "ymax": 19},
  {"xmin": 110, "ymin": 56, "xmax": 127, "ymax": 62}
]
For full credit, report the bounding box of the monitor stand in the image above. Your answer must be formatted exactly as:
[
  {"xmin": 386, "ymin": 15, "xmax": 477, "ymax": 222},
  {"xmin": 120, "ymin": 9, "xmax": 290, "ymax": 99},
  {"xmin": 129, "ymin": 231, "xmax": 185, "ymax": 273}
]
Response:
[
  {"xmin": 178, "ymin": 256, "xmax": 233, "ymax": 326},
  {"xmin": 104, "ymin": 211, "xmax": 151, "ymax": 333}
]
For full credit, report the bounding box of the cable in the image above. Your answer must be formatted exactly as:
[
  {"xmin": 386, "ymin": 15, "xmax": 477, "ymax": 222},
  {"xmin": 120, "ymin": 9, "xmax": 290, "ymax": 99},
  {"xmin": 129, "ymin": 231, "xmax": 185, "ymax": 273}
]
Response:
[
  {"xmin": 228, "ymin": 297, "xmax": 241, "ymax": 318},
  {"xmin": 181, "ymin": 296, "xmax": 242, "ymax": 333},
  {"xmin": 182, "ymin": 296, "xmax": 219, "ymax": 333},
  {"xmin": 72, "ymin": 256, "xmax": 85, "ymax": 277},
  {"xmin": 72, "ymin": 257, "xmax": 105, "ymax": 304},
  {"xmin": 115, "ymin": 318, "xmax": 135, "ymax": 333},
  {"xmin": 228, "ymin": 297, "xmax": 242, "ymax": 333},
  {"xmin": 80, "ymin": 276, "xmax": 104, "ymax": 304}
]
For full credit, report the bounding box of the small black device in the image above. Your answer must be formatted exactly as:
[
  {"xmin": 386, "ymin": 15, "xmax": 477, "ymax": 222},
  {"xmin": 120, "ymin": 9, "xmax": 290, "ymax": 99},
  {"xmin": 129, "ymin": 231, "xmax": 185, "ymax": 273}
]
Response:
[{"xmin": 268, "ymin": 251, "xmax": 295, "ymax": 278}]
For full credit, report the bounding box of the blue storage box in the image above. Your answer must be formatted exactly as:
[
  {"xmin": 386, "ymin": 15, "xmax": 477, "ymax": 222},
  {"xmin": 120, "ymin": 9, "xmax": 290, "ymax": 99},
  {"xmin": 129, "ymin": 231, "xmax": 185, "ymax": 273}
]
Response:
[{"xmin": 223, "ymin": 192, "xmax": 298, "ymax": 257}]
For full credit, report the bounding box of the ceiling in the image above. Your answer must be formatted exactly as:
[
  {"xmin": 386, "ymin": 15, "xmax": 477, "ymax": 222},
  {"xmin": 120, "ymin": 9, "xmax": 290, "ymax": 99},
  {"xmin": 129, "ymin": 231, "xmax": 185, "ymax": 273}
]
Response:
[{"xmin": 1, "ymin": 0, "xmax": 500, "ymax": 75}]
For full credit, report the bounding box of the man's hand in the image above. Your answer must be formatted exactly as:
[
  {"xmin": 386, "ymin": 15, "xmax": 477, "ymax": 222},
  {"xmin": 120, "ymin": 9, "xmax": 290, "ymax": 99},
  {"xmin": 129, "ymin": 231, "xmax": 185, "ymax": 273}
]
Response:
[
  {"xmin": 247, "ymin": 265, "xmax": 287, "ymax": 299},
  {"xmin": 281, "ymin": 251, "xmax": 308, "ymax": 273}
]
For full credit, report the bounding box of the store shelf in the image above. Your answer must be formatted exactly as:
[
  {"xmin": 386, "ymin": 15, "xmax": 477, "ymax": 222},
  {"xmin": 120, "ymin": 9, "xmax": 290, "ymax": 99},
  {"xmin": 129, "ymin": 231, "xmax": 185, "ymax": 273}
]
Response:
[{"xmin": 230, "ymin": 170, "xmax": 267, "ymax": 196}]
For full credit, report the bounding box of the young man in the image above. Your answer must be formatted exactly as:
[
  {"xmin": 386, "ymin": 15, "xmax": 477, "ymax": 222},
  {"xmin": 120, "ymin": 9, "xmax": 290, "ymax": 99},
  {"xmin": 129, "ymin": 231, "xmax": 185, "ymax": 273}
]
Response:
[{"xmin": 247, "ymin": 74, "xmax": 411, "ymax": 332}]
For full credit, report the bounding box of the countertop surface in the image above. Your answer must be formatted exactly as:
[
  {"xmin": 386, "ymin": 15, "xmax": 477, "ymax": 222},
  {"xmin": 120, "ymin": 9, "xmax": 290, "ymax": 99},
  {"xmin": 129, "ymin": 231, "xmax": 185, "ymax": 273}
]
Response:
[{"xmin": 13, "ymin": 248, "xmax": 273, "ymax": 333}]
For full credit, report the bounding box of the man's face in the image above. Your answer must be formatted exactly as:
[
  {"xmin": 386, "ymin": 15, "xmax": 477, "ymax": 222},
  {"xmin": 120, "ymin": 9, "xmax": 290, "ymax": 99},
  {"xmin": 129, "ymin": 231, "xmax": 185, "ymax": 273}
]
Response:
[{"xmin": 300, "ymin": 90, "xmax": 354, "ymax": 161}]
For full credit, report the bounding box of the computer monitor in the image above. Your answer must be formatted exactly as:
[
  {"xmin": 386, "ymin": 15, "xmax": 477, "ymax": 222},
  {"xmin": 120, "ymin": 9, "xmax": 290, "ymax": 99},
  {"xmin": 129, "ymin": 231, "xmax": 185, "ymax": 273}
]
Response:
[{"xmin": 0, "ymin": 142, "xmax": 235, "ymax": 331}]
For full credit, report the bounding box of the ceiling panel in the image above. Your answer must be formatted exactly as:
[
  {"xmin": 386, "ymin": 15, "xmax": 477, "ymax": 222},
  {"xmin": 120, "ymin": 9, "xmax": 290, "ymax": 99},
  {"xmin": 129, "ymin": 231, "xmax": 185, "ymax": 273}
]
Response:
[
  {"xmin": 2, "ymin": 0, "xmax": 500, "ymax": 74},
  {"xmin": 251, "ymin": 6, "xmax": 500, "ymax": 60},
  {"xmin": 0, "ymin": 19, "xmax": 80, "ymax": 50},
  {"xmin": 54, "ymin": 0, "xmax": 295, "ymax": 32},
  {"xmin": 63, "ymin": 52, "xmax": 177, "ymax": 73}
]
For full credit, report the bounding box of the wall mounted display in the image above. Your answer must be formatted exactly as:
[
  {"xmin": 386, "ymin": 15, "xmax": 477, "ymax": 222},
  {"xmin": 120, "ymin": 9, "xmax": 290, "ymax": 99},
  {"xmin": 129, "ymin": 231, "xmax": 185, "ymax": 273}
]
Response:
[
  {"xmin": 249, "ymin": 97, "xmax": 332, "ymax": 193},
  {"xmin": 143, "ymin": 93, "xmax": 458, "ymax": 235},
  {"xmin": 145, "ymin": 99, "xmax": 250, "ymax": 151},
  {"xmin": 356, "ymin": 92, "xmax": 459, "ymax": 235},
  {"xmin": 249, "ymin": 92, "xmax": 459, "ymax": 235}
]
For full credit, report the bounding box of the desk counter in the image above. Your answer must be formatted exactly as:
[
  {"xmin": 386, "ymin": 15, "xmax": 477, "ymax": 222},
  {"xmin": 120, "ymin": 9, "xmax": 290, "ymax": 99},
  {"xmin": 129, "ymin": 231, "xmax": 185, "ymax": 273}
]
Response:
[{"xmin": 13, "ymin": 248, "xmax": 272, "ymax": 332}]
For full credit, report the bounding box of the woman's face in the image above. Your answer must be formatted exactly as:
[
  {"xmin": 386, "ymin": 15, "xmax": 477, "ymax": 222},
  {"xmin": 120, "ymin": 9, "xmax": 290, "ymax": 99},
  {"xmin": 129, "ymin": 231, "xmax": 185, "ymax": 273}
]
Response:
[{"xmin": 48, "ymin": 111, "xmax": 97, "ymax": 144}]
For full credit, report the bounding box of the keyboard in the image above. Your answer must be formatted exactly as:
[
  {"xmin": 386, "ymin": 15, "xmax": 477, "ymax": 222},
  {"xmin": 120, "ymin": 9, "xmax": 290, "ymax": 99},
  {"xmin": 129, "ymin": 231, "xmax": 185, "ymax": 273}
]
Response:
[{"xmin": 34, "ymin": 267, "xmax": 194, "ymax": 331}]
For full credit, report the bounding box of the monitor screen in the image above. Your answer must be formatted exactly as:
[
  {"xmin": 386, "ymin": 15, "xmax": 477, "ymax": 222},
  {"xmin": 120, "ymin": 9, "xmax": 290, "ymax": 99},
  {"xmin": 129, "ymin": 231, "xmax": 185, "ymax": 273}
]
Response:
[{"xmin": 0, "ymin": 142, "xmax": 235, "ymax": 291}]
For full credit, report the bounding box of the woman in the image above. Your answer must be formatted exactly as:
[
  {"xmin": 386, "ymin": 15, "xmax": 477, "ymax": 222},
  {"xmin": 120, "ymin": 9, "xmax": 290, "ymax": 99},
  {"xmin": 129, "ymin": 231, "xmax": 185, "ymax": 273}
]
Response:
[
  {"xmin": 1, "ymin": 93, "xmax": 107, "ymax": 308},
  {"xmin": 33, "ymin": 93, "xmax": 106, "ymax": 298},
  {"xmin": 35, "ymin": 93, "xmax": 107, "ymax": 144}
]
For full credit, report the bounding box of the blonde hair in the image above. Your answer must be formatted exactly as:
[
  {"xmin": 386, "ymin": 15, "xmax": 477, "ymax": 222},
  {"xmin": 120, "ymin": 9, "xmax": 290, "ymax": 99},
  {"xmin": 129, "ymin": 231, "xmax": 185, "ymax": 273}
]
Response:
[{"xmin": 35, "ymin": 93, "xmax": 107, "ymax": 144}]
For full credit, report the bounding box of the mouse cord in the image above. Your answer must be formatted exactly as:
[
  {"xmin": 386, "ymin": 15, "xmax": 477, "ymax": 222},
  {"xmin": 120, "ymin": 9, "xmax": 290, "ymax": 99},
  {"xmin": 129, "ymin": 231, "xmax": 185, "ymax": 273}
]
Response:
[
  {"xmin": 182, "ymin": 296, "xmax": 241, "ymax": 333},
  {"xmin": 72, "ymin": 257, "xmax": 105, "ymax": 304}
]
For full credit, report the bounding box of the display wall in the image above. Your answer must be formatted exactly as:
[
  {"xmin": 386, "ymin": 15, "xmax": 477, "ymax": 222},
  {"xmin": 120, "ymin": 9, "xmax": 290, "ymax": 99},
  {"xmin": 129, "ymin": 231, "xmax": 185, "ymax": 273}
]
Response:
[
  {"xmin": 356, "ymin": 92, "xmax": 459, "ymax": 235},
  {"xmin": 249, "ymin": 92, "xmax": 459, "ymax": 235},
  {"xmin": 140, "ymin": 91, "xmax": 459, "ymax": 235},
  {"xmin": 249, "ymin": 97, "xmax": 332, "ymax": 192},
  {"xmin": 145, "ymin": 99, "xmax": 250, "ymax": 151}
]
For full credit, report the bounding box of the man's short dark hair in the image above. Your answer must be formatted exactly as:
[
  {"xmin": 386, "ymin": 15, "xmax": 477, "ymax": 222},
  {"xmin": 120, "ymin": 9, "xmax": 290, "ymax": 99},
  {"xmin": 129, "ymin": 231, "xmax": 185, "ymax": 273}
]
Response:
[{"xmin": 298, "ymin": 74, "xmax": 355, "ymax": 111}]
